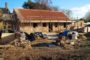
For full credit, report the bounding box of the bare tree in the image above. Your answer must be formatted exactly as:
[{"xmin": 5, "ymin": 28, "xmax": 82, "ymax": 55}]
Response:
[
  {"xmin": 51, "ymin": 6, "xmax": 59, "ymax": 11},
  {"xmin": 22, "ymin": 0, "xmax": 58, "ymax": 11},
  {"xmin": 85, "ymin": 11, "xmax": 90, "ymax": 22},
  {"xmin": 62, "ymin": 9, "xmax": 72, "ymax": 19}
]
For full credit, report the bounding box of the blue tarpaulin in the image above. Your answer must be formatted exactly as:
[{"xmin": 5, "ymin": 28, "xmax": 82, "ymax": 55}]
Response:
[{"xmin": 58, "ymin": 30, "xmax": 72, "ymax": 37}]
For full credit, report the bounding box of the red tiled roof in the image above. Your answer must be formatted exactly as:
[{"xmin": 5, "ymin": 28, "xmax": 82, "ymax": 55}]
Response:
[{"xmin": 15, "ymin": 9, "xmax": 69, "ymax": 22}]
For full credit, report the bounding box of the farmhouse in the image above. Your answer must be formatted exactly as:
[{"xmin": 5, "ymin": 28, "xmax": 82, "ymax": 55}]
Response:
[{"xmin": 13, "ymin": 9, "xmax": 72, "ymax": 33}]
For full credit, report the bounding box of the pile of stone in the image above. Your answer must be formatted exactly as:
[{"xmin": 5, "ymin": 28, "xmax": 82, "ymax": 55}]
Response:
[
  {"xmin": 56, "ymin": 33, "xmax": 88, "ymax": 49},
  {"xmin": 10, "ymin": 38, "xmax": 32, "ymax": 49}
]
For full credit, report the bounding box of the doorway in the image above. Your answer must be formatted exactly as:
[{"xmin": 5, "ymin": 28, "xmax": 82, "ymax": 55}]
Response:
[{"xmin": 48, "ymin": 23, "xmax": 53, "ymax": 32}]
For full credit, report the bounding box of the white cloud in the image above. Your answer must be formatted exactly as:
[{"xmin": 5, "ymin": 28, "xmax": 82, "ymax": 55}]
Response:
[{"xmin": 70, "ymin": 4, "xmax": 90, "ymax": 18}]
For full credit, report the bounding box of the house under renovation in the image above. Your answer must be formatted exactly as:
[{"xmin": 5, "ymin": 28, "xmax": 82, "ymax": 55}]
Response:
[{"xmin": 13, "ymin": 9, "xmax": 72, "ymax": 33}]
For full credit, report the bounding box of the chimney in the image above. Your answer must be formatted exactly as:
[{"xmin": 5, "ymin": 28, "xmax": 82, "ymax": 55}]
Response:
[{"xmin": 5, "ymin": 2, "xmax": 8, "ymax": 9}]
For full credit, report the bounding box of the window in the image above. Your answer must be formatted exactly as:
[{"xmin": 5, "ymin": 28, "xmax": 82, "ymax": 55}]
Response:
[
  {"xmin": 64, "ymin": 23, "xmax": 66, "ymax": 28},
  {"xmin": 55, "ymin": 23, "xmax": 58, "ymax": 27},
  {"xmin": 43, "ymin": 23, "xmax": 47, "ymax": 27},
  {"xmin": 33, "ymin": 23, "xmax": 38, "ymax": 28}
]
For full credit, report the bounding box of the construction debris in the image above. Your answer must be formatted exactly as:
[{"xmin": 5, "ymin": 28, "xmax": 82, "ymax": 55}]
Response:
[{"xmin": 10, "ymin": 38, "xmax": 32, "ymax": 49}]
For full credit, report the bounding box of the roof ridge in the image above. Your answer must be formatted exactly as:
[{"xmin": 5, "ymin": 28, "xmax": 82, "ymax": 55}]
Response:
[{"xmin": 14, "ymin": 8, "xmax": 62, "ymax": 13}]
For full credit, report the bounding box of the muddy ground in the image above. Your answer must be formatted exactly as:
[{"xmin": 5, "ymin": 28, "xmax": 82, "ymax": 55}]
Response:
[{"xmin": 0, "ymin": 46, "xmax": 90, "ymax": 60}]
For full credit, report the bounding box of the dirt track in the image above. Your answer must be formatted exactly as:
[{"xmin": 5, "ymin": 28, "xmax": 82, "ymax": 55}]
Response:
[{"xmin": 0, "ymin": 47, "xmax": 90, "ymax": 60}]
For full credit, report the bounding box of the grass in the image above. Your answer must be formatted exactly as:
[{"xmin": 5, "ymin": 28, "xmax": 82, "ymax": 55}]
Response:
[{"xmin": 1, "ymin": 46, "xmax": 90, "ymax": 60}]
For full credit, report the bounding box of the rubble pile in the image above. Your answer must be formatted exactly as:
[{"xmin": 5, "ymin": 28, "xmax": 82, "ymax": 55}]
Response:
[
  {"xmin": 57, "ymin": 30, "xmax": 88, "ymax": 49},
  {"xmin": 10, "ymin": 39, "xmax": 32, "ymax": 49},
  {"xmin": 0, "ymin": 31, "xmax": 88, "ymax": 50}
]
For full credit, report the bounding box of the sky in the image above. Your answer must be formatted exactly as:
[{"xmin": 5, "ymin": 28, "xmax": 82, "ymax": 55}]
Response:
[{"xmin": 0, "ymin": 0, "xmax": 90, "ymax": 18}]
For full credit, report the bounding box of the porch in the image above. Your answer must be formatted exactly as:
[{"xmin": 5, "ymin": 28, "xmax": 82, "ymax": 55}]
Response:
[{"xmin": 20, "ymin": 22, "xmax": 72, "ymax": 33}]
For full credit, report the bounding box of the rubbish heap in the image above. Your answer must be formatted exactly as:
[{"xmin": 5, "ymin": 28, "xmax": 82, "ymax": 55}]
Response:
[
  {"xmin": 57, "ymin": 30, "xmax": 87, "ymax": 49},
  {"xmin": 9, "ymin": 32, "xmax": 32, "ymax": 49},
  {"xmin": 9, "ymin": 31, "xmax": 87, "ymax": 49}
]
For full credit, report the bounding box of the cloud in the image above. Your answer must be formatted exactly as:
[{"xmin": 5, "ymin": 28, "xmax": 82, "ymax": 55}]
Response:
[{"xmin": 70, "ymin": 4, "xmax": 90, "ymax": 18}]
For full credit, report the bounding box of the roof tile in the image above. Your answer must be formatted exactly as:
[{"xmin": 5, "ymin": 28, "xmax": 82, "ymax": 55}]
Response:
[{"xmin": 15, "ymin": 9, "xmax": 69, "ymax": 21}]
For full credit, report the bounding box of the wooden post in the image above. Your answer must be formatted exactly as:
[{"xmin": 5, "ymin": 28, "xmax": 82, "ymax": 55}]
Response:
[
  {"xmin": 58, "ymin": 22, "xmax": 59, "ymax": 32},
  {"xmin": 77, "ymin": 21, "xmax": 78, "ymax": 31},
  {"xmin": 41, "ymin": 21, "xmax": 42, "ymax": 32},
  {"xmin": 87, "ymin": 26, "xmax": 88, "ymax": 33},
  {"xmin": 30, "ymin": 21, "xmax": 31, "ymax": 33}
]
